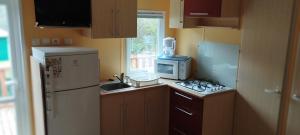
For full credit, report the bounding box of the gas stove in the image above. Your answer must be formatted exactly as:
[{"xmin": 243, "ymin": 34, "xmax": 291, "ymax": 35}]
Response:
[{"xmin": 176, "ymin": 80, "xmax": 230, "ymax": 95}]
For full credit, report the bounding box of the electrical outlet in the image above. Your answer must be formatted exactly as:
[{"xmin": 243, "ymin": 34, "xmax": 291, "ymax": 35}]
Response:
[
  {"xmin": 64, "ymin": 38, "xmax": 73, "ymax": 45},
  {"xmin": 52, "ymin": 38, "xmax": 60, "ymax": 45},
  {"xmin": 32, "ymin": 38, "xmax": 40, "ymax": 46},
  {"xmin": 41, "ymin": 38, "xmax": 51, "ymax": 45}
]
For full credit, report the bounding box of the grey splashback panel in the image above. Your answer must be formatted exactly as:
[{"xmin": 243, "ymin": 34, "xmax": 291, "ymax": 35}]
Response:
[{"xmin": 196, "ymin": 41, "xmax": 240, "ymax": 88}]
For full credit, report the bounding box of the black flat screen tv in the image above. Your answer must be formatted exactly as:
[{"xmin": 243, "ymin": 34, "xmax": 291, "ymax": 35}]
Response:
[{"xmin": 34, "ymin": 0, "xmax": 91, "ymax": 27}]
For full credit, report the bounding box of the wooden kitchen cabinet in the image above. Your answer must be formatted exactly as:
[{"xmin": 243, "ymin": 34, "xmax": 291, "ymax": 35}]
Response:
[
  {"xmin": 123, "ymin": 91, "xmax": 145, "ymax": 135},
  {"xmin": 86, "ymin": 0, "xmax": 137, "ymax": 38},
  {"xmin": 170, "ymin": 0, "xmax": 240, "ymax": 28},
  {"xmin": 170, "ymin": 88, "xmax": 203, "ymax": 135},
  {"xmin": 169, "ymin": 88, "xmax": 235, "ymax": 135},
  {"xmin": 100, "ymin": 94, "xmax": 124, "ymax": 135},
  {"xmin": 100, "ymin": 91, "xmax": 144, "ymax": 135},
  {"xmin": 145, "ymin": 86, "xmax": 170, "ymax": 135},
  {"xmin": 100, "ymin": 85, "xmax": 169, "ymax": 135}
]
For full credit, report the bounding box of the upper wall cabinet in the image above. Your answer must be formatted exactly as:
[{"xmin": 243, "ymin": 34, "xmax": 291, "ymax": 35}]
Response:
[
  {"xmin": 184, "ymin": 0, "xmax": 222, "ymax": 17},
  {"xmin": 170, "ymin": 0, "xmax": 240, "ymax": 28},
  {"xmin": 85, "ymin": 0, "xmax": 137, "ymax": 38}
]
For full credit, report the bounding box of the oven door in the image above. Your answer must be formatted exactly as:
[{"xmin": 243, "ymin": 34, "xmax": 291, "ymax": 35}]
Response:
[{"xmin": 156, "ymin": 59, "xmax": 179, "ymax": 79}]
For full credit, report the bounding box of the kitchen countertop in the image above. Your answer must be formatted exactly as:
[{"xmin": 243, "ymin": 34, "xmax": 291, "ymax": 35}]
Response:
[{"xmin": 100, "ymin": 79, "xmax": 236, "ymax": 99}]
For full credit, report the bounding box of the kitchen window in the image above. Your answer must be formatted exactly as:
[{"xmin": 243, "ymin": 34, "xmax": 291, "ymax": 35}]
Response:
[{"xmin": 126, "ymin": 11, "xmax": 165, "ymax": 74}]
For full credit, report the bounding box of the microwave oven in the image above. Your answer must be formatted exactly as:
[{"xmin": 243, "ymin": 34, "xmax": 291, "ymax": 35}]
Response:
[{"xmin": 156, "ymin": 55, "xmax": 192, "ymax": 80}]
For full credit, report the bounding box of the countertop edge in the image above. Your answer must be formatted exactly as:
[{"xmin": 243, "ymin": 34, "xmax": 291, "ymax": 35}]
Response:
[{"xmin": 100, "ymin": 79, "xmax": 236, "ymax": 99}]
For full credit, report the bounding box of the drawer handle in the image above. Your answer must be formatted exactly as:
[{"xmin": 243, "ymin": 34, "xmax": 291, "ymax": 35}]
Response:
[
  {"xmin": 190, "ymin": 12, "xmax": 209, "ymax": 16},
  {"xmin": 175, "ymin": 92, "xmax": 193, "ymax": 100},
  {"xmin": 176, "ymin": 107, "xmax": 193, "ymax": 116},
  {"xmin": 174, "ymin": 128, "xmax": 187, "ymax": 135}
]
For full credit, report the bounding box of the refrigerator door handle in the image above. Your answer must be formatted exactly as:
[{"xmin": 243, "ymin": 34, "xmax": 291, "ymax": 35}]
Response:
[{"xmin": 46, "ymin": 67, "xmax": 56, "ymax": 118}]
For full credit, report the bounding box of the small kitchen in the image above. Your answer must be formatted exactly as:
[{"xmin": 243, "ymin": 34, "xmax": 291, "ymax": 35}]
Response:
[{"xmin": 18, "ymin": 0, "xmax": 300, "ymax": 135}]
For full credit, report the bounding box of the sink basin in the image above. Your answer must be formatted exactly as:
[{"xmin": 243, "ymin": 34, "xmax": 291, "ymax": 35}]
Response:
[{"xmin": 100, "ymin": 83, "xmax": 131, "ymax": 91}]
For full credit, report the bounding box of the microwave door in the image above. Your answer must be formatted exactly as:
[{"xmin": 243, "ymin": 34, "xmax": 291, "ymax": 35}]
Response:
[{"xmin": 157, "ymin": 60, "xmax": 179, "ymax": 79}]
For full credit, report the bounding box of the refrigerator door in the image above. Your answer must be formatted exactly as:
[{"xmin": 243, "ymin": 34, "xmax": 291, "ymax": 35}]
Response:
[
  {"xmin": 30, "ymin": 57, "xmax": 47, "ymax": 135},
  {"xmin": 44, "ymin": 53, "xmax": 99, "ymax": 92},
  {"xmin": 46, "ymin": 86, "xmax": 100, "ymax": 135}
]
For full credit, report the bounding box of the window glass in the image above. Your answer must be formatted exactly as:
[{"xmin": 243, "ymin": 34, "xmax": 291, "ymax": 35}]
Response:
[{"xmin": 126, "ymin": 11, "xmax": 165, "ymax": 74}]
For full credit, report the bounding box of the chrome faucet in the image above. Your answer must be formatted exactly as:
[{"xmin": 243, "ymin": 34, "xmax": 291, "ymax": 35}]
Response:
[{"xmin": 114, "ymin": 73, "xmax": 125, "ymax": 83}]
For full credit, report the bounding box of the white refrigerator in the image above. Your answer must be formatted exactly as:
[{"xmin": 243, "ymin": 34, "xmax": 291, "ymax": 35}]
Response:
[{"xmin": 31, "ymin": 47, "xmax": 100, "ymax": 135}]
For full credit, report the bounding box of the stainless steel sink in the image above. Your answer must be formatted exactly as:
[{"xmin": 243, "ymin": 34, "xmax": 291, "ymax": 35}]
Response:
[{"xmin": 100, "ymin": 83, "xmax": 131, "ymax": 91}]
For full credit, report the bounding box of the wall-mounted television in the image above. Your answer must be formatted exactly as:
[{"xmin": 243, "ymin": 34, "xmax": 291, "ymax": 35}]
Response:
[{"xmin": 34, "ymin": 0, "xmax": 91, "ymax": 27}]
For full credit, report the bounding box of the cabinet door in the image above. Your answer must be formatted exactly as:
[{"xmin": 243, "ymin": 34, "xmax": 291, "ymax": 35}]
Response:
[
  {"xmin": 101, "ymin": 94, "xmax": 124, "ymax": 135},
  {"xmin": 170, "ymin": 89, "xmax": 203, "ymax": 135},
  {"xmin": 145, "ymin": 86, "xmax": 169, "ymax": 135},
  {"xmin": 115, "ymin": 0, "xmax": 137, "ymax": 38},
  {"xmin": 170, "ymin": 0, "xmax": 184, "ymax": 28},
  {"xmin": 124, "ymin": 91, "xmax": 145, "ymax": 135},
  {"xmin": 184, "ymin": 0, "xmax": 222, "ymax": 17},
  {"xmin": 91, "ymin": 0, "xmax": 116, "ymax": 38},
  {"xmin": 235, "ymin": 0, "xmax": 294, "ymax": 135}
]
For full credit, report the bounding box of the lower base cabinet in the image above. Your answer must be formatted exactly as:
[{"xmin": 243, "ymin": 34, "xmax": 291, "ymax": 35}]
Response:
[
  {"xmin": 145, "ymin": 86, "xmax": 169, "ymax": 135},
  {"xmin": 124, "ymin": 91, "xmax": 145, "ymax": 135},
  {"xmin": 169, "ymin": 88, "xmax": 235, "ymax": 135},
  {"xmin": 100, "ymin": 85, "xmax": 169, "ymax": 135},
  {"xmin": 170, "ymin": 88, "xmax": 203, "ymax": 135},
  {"xmin": 101, "ymin": 94, "xmax": 124, "ymax": 135}
]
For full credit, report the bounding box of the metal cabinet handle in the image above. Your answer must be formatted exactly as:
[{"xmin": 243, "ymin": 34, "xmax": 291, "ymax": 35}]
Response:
[
  {"xmin": 120, "ymin": 104, "xmax": 124, "ymax": 130},
  {"xmin": 175, "ymin": 92, "xmax": 193, "ymax": 100},
  {"xmin": 179, "ymin": 0, "xmax": 184, "ymax": 23},
  {"xmin": 190, "ymin": 12, "xmax": 209, "ymax": 16},
  {"xmin": 292, "ymin": 94, "xmax": 300, "ymax": 101},
  {"xmin": 46, "ymin": 67, "xmax": 56, "ymax": 118},
  {"xmin": 175, "ymin": 107, "xmax": 193, "ymax": 116},
  {"xmin": 111, "ymin": 9, "xmax": 115, "ymax": 36},
  {"xmin": 174, "ymin": 128, "xmax": 187, "ymax": 135},
  {"xmin": 145, "ymin": 103, "xmax": 149, "ymax": 125},
  {"xmin": 124, "ymin": 104, "xmax": 128, "ymax": 128},
  {"xmin": 115, "ymin": 9, "xmax": 120, "ymax": 37},
  {"xmin": 264, "ymin": 88, "xmax": 281, "ymax": 95}
]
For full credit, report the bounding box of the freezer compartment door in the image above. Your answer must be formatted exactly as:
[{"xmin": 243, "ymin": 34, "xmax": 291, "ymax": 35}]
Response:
[
  {"xmin": 45, "ymin": 53, "xmax": 99, "ymax": 92},
  {"xmin": 46, "ymin": 86, "xmax": 100, "ymax": 135}
]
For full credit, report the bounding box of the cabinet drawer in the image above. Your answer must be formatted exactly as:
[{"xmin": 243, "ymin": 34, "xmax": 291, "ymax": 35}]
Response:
[
  {"xmin": 170, "ymin": 89, "xmax": 203, "ymax": 135},
  {"xmin": 171, "ymin": 89, "xmax": 203, "ymax": 113},
  {"xmin": 172, "ymin": 106, "xmax": 202, "ymax": 135}
]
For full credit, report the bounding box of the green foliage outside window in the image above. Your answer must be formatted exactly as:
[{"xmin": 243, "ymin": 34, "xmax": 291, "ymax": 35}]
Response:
[{"xmin": 131, "ymin": 18, "xmax": 160, "ymax": 55}]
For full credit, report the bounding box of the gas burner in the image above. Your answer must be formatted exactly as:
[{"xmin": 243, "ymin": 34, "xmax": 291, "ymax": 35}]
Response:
[{"xmin": 176, "ymin": 79, "xmax": 227, "ymax": 95}]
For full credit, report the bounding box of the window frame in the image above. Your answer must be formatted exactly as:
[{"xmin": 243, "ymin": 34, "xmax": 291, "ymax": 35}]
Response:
[
  {"xmin": 125, "ymin": 10, "xmax": 165, "ymax": 74},
  {"xmin": 0, "ymin": 0, "xmax": 32, "ymax": 135}
]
